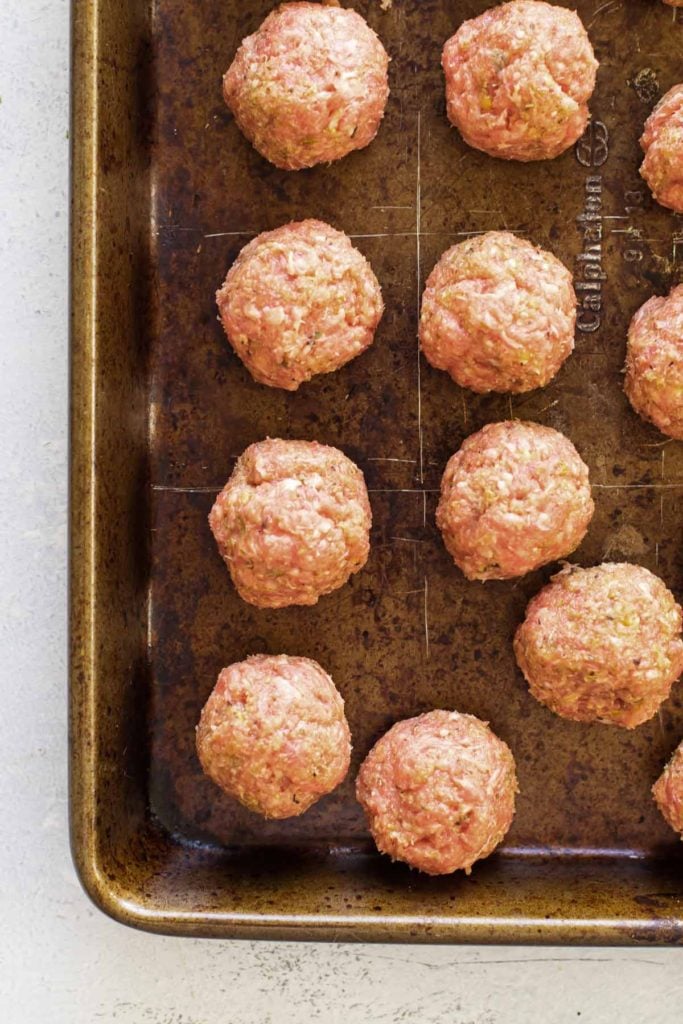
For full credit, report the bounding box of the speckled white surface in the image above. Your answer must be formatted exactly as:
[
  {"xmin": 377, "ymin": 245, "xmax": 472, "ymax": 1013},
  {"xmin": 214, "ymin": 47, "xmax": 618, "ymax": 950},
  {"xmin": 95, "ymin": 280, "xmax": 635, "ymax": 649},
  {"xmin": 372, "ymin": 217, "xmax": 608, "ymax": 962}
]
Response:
[{"xmin": 1, "ymin": 2, "xmax": 682, "ymax": 1021}]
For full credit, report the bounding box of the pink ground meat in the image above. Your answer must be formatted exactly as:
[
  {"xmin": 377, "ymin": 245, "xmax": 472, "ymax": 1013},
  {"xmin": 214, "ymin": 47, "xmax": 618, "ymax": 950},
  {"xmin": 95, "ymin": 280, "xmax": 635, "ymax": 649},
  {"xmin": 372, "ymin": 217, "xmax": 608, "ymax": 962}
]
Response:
[
  {"xmin": 196, "ymin": 655, "xmax": 351, "ymax": 819},
  {"xmin": 356, "ymin": 710, "xmax": 518, "ymax": 875},
  {"xmin": 223, "ymin": 2, "xmax": 389, "ymax": 171},
  {"xmin": 442, "ymin": 0, "xmax": 598, "ymax": 162},
  {"xmin": 209, "ymin": 439, "xmax": 372, "ymax": 608},
  {"xmin": 419, "ymin": 231, "xmax": 576, "ymax": 394},
  {"xmin": 436, "ymin": 420, "xmax": 594, "ymax": 581},
  {"xmin": 640, "ymin": 84, "xmax": 683, "ymax": 214},
  {"xmin": 515, "ymin": 563, "xmax": 683, "ymax": 729},
  {"xmin": 216, "ymin": 220, "xmax": 384, "ymax": 390},
  {"xmin": 624, "ymin": 285, "xmax": 683, "ymax": 440},
  {"xmin": 653, "ymin": 741, "xmax": 683, "ymax": 838}
]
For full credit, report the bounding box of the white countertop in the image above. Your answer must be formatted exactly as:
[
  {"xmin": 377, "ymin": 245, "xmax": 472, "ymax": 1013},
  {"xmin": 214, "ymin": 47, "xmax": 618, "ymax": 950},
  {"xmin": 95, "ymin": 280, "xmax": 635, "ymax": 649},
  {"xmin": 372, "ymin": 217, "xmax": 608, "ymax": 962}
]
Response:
[{"xmin": 1, "ymin": 1, "xmax": 681, "ymax": 1020}]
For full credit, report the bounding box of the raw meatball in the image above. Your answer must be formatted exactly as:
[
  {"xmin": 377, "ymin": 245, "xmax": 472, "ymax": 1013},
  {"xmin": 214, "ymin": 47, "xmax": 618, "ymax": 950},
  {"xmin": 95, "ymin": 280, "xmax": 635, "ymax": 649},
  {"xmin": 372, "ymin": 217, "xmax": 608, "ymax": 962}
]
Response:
[
  {"xmin": 436, "ymin": 421, "xmax": 594, "ymax": 581},
  {"xmin": 442, "ymin": 0, "xmax": 597, "ymax": 162},
  {"xmin": 514, "ymin": 563, "xmax": 683, "ymax": 729},
  {"xmin": 624, "ymin": 285, "xmax": 683, "ymax": 440},
  {"xmin": 653, "ymin": 741, "xmax": 683, "ymax": 839},
  {"xmin": 209, "ymin": 439, "xmax": 371, "ymax": 608},
  {"xmin": 640, "ymin": 84, "xmax": 683, "ymax": 214},
  {"xmin": 223, "ymin": 2, "xmax": 390, "ymax": 171},
  {"xmin": 196, "ymin": 655, "xmax": 351, "ymax": 818},
  {"xmin": 356, "ymin": 710, "xmax": 518, "ymax": 875},
  {"xmin": 216, "ymin": 220, "xmax": 384, "ymax": 390},
  {"xmin": 419, "ymin": 232, "xmax": 576, "ymax": 394}
]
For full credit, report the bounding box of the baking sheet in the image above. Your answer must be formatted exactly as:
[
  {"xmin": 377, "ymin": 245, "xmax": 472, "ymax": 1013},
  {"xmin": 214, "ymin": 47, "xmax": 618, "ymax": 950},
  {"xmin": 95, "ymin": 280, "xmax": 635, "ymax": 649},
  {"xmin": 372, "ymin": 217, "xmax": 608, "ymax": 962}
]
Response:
[{"xmin": 71, "ymin": 0, "xmax": 683, "ymax": 941}]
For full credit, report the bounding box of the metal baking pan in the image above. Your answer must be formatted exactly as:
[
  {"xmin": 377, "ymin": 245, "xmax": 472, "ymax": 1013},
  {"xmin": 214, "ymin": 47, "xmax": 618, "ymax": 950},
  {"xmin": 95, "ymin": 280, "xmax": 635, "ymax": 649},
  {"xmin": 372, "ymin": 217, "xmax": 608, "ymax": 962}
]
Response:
[{"xmin": 70, "ymin": 0, "xmax": 683, "ymax": 941}]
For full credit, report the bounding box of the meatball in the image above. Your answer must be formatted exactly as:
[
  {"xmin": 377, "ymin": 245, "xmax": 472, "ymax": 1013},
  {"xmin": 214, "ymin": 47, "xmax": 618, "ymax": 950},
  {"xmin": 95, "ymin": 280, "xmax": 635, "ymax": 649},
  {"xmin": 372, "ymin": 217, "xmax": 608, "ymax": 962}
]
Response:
[
  {"xmin": 640, "ymin": 84, "xmax": 683, "ymax": 214},
  {"xmin": 216, "ymin": 221, "xmax": 384, "ymax": 391},
  {"xmin": 356, "ymin": 710, "xmax": 518, "ymax": 875},
  {"xmin": 514, "ymin": 563, "xmax": 683, "ymax": 729},
  {"xmin": 436, "ymin": 421, "xmax": 594, "ymax": 581},
  {"xmin": 209, "ymin": 439, "xmax": 371, "ymax": 608},
  {"xmin": 196, "ymin": 655, "xmax": 351, "ymax": 818},
  {"xmin": 419, "ymin": 232, "xmax": 576, "ymax": 394},
  {"xmin": 624, "ymin": 285, "xmax": 683, "ymax": 440},
  {"xmin": 223, "ymin": 2, "xmax": 390, "ymax": 171},
  {"xmin": 442, "ymin": 0, "xmax": 598, "ymax": 162},
  {"xmin": 653, "ymin": 741, "xmax": 683, "ymax": 839}
]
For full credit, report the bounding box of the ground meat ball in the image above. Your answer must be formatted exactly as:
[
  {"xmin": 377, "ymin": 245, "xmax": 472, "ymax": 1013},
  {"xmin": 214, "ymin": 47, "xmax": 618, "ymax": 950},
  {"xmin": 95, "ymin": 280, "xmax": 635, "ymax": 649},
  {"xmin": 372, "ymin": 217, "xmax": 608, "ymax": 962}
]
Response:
[
  {"xmin": 356, "ymin": 710, "xmax": 518, "ymax": 875},
  {"xmin": 624, "ymin": 285, "xmax": 683, "ymax": 440},
  {"xmin": 196, "ymin": 655, "xmax": 351, "ymax": 818},
  {"xmin": 640, "ymin": 84, "xmax": 683, "ymax": 213},
  {"xmin": 216, "ymin": 221, "xmax": 384, "ymax": 391},
  {"xmin": 442, "ymin": 0, "xmax": 597, "ymax": 162},
  {"xmin": 436, "ymin": 421, "xmax": 593, "ymax": 581},
  {"xmin": 515, "ymin": 563, "xmax": 683, "ymax": 729},
  {"xmin": 419, "ymin": 232, "xmax": 576, "ymax": 394},
  {"xmin": 223, "ymin": 2, "xmax": 390, "ymax": 171},
  {"xmin": 653, "ymin": 741, "xmax": 683, "ymax": 839},
  {"xmin": 209, "ymin": 439, "xmax": 371, "ymax": 608}
]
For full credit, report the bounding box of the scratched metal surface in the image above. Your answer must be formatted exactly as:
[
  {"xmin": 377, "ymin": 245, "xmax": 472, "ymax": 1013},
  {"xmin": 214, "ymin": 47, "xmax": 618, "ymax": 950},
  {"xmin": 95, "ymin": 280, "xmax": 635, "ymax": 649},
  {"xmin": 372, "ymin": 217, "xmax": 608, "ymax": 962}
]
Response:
[{"xmin": 148, "ymin": 0, "xmax": 683, "ymax": 873}]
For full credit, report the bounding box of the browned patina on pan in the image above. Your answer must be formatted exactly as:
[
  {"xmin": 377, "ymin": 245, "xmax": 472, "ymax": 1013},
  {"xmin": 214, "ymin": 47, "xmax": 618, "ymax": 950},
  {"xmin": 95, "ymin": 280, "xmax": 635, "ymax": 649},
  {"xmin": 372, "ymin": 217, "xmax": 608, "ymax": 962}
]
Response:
[{"xmin": 71, "ymin": 0, "xmax": 683, "ymax": 941}]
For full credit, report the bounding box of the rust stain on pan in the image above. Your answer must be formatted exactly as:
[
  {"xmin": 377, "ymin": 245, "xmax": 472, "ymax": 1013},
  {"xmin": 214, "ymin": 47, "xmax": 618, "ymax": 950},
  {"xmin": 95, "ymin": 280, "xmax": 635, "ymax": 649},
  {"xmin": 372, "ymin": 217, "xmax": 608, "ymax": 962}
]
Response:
[{"xmin": 71, "ymin": 0, "xmax": 683, "ymax": 941}]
